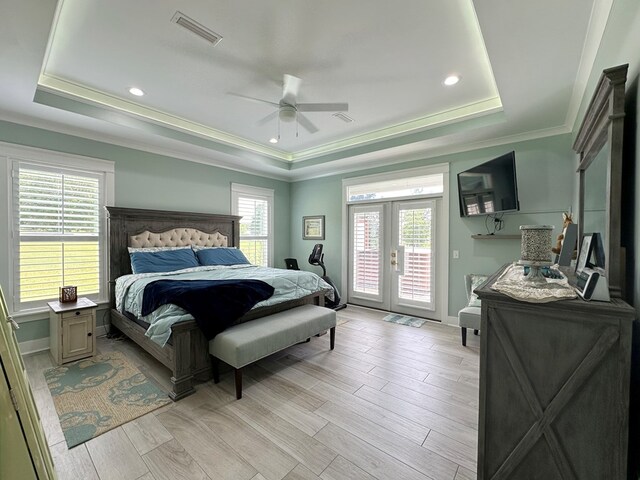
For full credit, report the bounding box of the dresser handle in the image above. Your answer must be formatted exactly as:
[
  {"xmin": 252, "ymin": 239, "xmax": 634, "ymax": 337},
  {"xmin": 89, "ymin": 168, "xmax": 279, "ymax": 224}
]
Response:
[
  {"xmin": 75, "ymin": 311, "xmax": 80, "ymax": 315},
  {"xmin": 87, "ymin": 332, "xmax": 92, "ymax": 337}
]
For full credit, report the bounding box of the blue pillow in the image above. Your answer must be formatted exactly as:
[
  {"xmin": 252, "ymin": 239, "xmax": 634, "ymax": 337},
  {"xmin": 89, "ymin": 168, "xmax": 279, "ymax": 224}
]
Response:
[
  {"xmin": 196, "ymin": 248, "xmax": 250, "ymax": 266},
  {"xmin": 130, "ymin": 248, "xmax": 199, "ymax": 274}
]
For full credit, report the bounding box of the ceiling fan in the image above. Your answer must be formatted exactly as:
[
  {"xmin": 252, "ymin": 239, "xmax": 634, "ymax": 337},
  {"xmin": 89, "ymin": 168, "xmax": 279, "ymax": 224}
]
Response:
[{"xmin": 229, "ymin": 74, "xmax": 349, "ymax": 134}]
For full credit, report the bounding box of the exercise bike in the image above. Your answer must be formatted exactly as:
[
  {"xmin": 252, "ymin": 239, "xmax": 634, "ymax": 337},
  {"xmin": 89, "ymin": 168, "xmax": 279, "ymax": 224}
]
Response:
[{"xmin": 284, "ymin": 244, "xmax": 346, "ymax": 311}]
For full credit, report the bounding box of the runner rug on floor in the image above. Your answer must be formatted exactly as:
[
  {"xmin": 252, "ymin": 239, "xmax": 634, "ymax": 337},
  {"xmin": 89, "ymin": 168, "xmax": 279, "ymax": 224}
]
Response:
[
  {"xmin": 44, "ymin": 351, "xmax": 170, "ymax": 448},
  {"xmin": 383, "ymin": 313, "xmax": 427, "ymax": 328}
]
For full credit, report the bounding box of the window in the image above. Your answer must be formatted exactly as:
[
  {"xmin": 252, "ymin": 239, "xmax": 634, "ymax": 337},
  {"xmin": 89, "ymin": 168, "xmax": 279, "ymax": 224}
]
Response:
[
  {"xmin": 231, "ymin": 184, "xmax": 274, "ymax": 267},
  {"xmin": 6, "ymin": 146, "xmax": 114, "ymax": 313},
  {"xmin": 347, "ymin": 173, "xmax": 444, "ymax": 203}
]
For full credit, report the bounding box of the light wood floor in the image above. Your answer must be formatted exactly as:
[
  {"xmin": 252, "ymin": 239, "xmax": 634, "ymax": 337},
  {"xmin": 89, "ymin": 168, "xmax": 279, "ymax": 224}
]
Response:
[{"xmin": 24, "ymin": 305, "xmax": 480, "ymax": 480}]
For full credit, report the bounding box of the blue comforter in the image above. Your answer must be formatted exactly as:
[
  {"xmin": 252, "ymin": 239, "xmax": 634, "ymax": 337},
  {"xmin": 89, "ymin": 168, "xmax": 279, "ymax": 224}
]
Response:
[{"xmin": 141, "ymin": 279, "xmax": 275, "ymax": 340}]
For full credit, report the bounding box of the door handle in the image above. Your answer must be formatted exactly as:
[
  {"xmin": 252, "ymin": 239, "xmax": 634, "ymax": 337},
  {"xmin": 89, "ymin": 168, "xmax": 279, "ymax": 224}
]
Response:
[{"xmin": 7, "ymin": 316, "xmax": 19, "ymax": 330}]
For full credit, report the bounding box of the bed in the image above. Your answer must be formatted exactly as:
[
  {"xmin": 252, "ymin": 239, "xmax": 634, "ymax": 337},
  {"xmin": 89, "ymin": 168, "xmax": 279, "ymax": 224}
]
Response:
[{"xmin": 107, "ymin": 206, "xmax": 326, "ymax": 400}]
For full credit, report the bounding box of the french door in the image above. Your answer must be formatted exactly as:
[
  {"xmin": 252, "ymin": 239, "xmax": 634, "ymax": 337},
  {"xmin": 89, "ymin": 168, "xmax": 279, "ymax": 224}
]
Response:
[{"xmin": 348, "ymin": 199, "xmax": 440, "ymax": 319}]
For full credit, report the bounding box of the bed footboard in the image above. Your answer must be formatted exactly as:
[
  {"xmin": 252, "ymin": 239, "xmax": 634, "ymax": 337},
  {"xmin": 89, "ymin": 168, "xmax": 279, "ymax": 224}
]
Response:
[{"xmin": 110, "ymin": 309, "xmax": 210, "ymax": 400}]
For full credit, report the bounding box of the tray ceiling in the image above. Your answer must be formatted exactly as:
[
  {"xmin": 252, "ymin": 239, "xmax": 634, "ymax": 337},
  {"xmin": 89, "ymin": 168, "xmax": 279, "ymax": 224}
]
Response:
[{"xmin": 0, "ymin": 0, "xmax": 606, "ymax": 179}]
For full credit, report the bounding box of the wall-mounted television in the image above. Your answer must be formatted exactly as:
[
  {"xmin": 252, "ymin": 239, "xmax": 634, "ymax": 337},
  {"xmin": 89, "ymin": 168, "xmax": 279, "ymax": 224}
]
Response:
[{"xmin": 457, "ymin": 151, "xmax": 520, "ymax": 217}]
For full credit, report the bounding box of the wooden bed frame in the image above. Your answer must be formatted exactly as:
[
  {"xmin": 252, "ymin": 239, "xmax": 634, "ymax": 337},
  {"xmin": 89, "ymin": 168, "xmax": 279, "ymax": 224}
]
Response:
[{"xmin": 106, "ymin": 206, "xmax": 323, "ymax": 400}]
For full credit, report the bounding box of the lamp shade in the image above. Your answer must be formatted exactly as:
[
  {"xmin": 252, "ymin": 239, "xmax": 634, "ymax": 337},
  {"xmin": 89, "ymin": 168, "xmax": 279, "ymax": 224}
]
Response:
[{"xmin": 519, "ymin": 225, "xmax": 554, "ymax": 265}]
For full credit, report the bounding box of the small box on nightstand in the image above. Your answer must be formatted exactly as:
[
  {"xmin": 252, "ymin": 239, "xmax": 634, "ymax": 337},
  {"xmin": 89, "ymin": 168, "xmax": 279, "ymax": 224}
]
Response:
[{"xmin": 48, "ymin": 297, "xmax": 97, "ymax": 365}]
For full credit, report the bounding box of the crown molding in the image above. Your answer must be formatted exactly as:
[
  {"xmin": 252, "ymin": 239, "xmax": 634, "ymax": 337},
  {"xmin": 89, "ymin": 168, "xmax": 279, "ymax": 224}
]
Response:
[{"xmin": 0, "ymin": 112, "xmax": 291, "ymax": 181}]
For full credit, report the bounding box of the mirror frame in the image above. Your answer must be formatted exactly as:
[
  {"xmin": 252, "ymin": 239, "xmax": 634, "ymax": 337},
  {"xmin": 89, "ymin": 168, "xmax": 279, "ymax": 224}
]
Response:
[{"xmin": 573, "ymin": 64, "xmax": 628, "ymax": 298}]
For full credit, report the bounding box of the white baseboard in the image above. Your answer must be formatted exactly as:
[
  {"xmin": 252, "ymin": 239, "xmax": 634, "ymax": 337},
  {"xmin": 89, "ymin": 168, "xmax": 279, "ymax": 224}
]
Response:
[
  {"xmin": 445, "ymin": 315, "xmax": 460, "ymax": 326},
  {"xmin": 18, "ymin": 324, "xmax": 110, "ymax": 356},
  {"xmin": 17, "ymin": 337, "xmax": 50, "ymax": 356}
]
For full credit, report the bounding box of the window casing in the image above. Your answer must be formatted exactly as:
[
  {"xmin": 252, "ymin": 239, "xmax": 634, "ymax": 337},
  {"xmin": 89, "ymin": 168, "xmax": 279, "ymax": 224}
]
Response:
[
  {"xmin": 231, "ymin": 184, "xmax": 274, "ymax": 267},
  {"xmin": 6, "ymin": 146, "xmax": 114, "ymax": 313}
]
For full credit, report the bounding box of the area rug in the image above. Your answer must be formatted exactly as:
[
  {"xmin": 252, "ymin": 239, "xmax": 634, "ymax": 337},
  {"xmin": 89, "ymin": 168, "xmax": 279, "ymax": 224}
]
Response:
[
  {"xmin": 44, "ymin": 351, "xmax": 170, "ymax": 448},
  {"xmin": 383, "ymin": 313, "xmax": 427, "ymax": 328}
]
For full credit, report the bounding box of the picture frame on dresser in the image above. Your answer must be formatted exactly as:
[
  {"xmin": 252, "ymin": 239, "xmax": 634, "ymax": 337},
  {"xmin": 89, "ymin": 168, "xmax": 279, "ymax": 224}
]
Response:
[{"xmin": 576, "ymin": 233, "xmax": 594, "ymax": 272}]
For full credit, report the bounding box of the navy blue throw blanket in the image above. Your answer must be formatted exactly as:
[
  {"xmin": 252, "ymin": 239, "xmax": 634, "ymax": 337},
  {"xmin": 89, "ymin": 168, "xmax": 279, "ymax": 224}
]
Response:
[{"xmin": 141, "ymin": 279, "xmax": 275, "ymax": 340}]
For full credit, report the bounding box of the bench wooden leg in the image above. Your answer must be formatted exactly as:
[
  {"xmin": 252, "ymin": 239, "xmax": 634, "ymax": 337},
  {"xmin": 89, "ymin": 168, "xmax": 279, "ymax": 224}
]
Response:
[
  {"xmin": 234, "ymin": 368, "xmax": 243, "ymax": 399},
  {"xmin": 212, "ymin": 356, "xmax": 220, "ymax": 384},
  {"xmin": 330, "ymin": 327, "xmax": 335, "ymax": 350}
]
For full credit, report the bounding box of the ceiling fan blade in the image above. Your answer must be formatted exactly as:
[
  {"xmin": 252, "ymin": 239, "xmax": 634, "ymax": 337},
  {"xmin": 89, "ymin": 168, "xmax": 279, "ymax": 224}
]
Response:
[
  {"xmin": 297, "ymin": 113, "xmax": 319, "ymax": 134},
  {"xmin": 228, "ymin": 92, "xmax": 279, "ymax": 107},
  {"xmin": 256, "ymin": 110, "xmax": 279, "ymax": 126},
  {"xmin": 282, "ymin": 74, "xmax": 302, "ymax": 105},
  {"xmin": 297, "ymin": 102, "xmax": 349, "ymax": 112}
]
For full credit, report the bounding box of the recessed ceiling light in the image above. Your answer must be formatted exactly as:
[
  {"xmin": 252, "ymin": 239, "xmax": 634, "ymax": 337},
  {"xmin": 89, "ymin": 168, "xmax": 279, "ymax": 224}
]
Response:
[
  {"xmin": 444, "ymin": 75, "xmax": 460, "ymax": 86},
  {"xmin": 269, "ymin": 138, "xmax": 278, "ymax": 144},
  {"xmin": 128, "ymin": 87, "xmax": 145, "ymax": 96}
]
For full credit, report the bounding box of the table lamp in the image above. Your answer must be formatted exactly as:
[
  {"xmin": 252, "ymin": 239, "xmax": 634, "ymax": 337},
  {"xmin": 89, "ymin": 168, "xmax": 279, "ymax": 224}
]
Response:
[{"xmin": 519, "ymin": 225, "xmax": 554, "ymax": 283}]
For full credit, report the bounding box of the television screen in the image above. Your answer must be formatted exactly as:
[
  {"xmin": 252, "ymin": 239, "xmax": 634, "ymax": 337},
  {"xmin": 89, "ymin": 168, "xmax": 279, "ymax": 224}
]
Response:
[{"xmin": 457, "ymin": 151, "xmax": 519, "ymax": 217}]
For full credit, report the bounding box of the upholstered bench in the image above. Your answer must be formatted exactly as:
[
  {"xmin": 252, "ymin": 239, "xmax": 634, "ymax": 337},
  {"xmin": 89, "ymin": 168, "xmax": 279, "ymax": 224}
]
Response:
[{"xmin": 209, "ymin": 304, "xmax": 336, "ymax": 399}]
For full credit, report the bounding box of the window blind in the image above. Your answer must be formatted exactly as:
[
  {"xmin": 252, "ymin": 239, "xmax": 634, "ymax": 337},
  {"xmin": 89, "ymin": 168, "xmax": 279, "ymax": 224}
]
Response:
[
  {"xmin": 398, "ymin": 207, "xmax": 432, "ymax": 302},
  {"xmin": 351, "ymin": 210, "xmax": 381, "ymax": 295},
  {"xmin": 237, "ymin": 195, "xmax": 269, "ymax": 267},
  {"xmin": 231, "ymin": 184, "xmax": 274, "ymax": 268},
  {"xmin": 14, "ymin": 165, "xmax": 102, "ymax": 306}
]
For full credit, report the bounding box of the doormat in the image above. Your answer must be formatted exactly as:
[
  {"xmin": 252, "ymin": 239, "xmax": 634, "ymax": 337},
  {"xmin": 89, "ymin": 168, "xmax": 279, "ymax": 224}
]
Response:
[
  {"xmin": 44, "ymin": 351, "xmax": 170, "ymax": 448},
  {"xmin": 383, "ymin": 313, "xmax": 427, "ymax": 328}
]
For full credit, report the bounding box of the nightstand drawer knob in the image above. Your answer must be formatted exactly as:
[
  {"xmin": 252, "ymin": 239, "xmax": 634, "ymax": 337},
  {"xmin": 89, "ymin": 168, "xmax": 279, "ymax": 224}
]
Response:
[
  {"xmin": 87, "ymin": 332, "xmax": 92, "ymax": 337},
  {"xmin": 76, "ymin": 311, "xmax": 81, "ymax": 315}
]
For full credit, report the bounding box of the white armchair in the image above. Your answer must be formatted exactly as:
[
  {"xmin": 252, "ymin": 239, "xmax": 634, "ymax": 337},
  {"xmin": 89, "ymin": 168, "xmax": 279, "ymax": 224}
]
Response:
[{"xmin": 458, "ymin": 274, "xmax": 487, "ymax": 346}]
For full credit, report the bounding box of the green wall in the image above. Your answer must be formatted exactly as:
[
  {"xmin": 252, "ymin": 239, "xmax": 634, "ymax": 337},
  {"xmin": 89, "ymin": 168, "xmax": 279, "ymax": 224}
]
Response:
[
  {"xmin": 5, "ymin": 0, "xmax": 640, "ymax": 341},
  {"xmin": 290, "ymin": 134, "xmax": 575, "ymax": 319},
  {"xmin": 0, "ymin": 120, "xmax": 291, "ymax": 343}
]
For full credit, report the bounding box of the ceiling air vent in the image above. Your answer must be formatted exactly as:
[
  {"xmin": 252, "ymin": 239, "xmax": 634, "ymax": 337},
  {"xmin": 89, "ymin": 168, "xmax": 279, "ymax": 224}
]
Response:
[
  {"xmin": 172, "ymin": 11, "xmax": 223, "ymax": 47},
  {"xmin": 333, "ymin": 112, "xmax": 354, "ymax": 123}
]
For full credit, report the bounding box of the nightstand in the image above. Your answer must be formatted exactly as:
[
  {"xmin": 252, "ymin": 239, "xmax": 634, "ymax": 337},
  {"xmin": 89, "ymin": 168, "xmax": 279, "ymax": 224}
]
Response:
[{"xmin": 48, "ymin": 297, "xmax": 97, "ymax": 365}]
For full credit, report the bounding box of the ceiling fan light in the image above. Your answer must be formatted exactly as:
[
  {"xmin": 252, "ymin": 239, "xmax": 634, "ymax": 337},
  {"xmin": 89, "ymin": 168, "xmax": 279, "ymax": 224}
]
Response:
[
  {"xmin": 279, "ymin": 105, "xmax": 297, "ymax": 122},
  {"xmin": 269, "ymin": 137, "xmax": 278, "ymax": 144}
]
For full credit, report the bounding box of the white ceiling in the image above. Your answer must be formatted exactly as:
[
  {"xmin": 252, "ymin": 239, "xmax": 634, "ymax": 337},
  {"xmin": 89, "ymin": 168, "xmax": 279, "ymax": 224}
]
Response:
[{"xmin": 0, "ymin": 0, "xmax": 608, "ymax": 180}]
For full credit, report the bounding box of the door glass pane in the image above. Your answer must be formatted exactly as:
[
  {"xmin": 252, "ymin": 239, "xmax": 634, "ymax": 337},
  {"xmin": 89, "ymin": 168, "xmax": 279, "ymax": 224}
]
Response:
[
  {"xmin": 398, "ymin": 207, "xmax": 432, "ymax": 303},
  {"xmin": 352, "ymin": 210, "xmax": 381, "ymax": 295}
]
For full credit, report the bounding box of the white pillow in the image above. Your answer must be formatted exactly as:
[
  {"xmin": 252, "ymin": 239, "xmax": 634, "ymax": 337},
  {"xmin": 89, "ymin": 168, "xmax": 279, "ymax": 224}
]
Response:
[{"xmin": 191, "ymin": 245, "xmax": 236, "ymax": 251}]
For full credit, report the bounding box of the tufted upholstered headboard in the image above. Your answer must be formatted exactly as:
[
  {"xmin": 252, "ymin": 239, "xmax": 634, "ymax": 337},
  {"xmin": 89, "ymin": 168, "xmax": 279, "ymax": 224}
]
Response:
[
  {"xmin": 106, "ymin": 206, "xmax": 241, "ymax": 306},
  {"xmin": 129, "ymin": 228, "xmax": 228, "ymax": 248}
]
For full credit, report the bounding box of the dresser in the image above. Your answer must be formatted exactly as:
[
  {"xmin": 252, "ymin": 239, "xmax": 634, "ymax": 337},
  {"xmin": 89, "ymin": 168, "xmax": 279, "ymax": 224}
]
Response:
[{"xmin": 475, "ymin": 267, "xmax": 634, "ymax": 480}]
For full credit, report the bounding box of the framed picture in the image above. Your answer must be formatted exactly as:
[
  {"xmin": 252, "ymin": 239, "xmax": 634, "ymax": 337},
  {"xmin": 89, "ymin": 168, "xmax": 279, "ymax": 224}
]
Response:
[
  {"xmin": 591, "ymin": 232, "xmax": 606, "ymax": 268},
  {"xmin": 576, "ymin": 233, "xmax": 594, "ymax": 272},
  {"xmin": 303, "ymin": 215, "xmax": 325, "ymax": 240}
]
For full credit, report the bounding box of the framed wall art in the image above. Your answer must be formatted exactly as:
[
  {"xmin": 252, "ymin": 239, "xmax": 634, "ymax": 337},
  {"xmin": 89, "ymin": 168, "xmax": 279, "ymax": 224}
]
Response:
[{"xmin": 303, "ymin": 215, "xmax": 325, "ymax": 240}]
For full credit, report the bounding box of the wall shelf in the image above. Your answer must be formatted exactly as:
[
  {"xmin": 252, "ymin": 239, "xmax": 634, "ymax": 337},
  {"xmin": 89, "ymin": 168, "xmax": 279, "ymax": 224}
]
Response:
[{"xmin": 472, "ymin": 234, "xmax": 521, "ymax": 240}]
